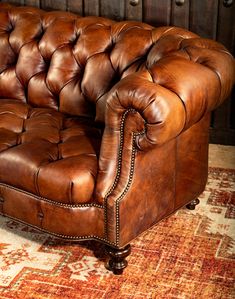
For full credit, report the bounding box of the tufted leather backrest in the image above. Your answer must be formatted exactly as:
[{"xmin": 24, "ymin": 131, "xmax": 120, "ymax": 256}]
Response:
[
  {"xmin": 0, "ymin": 4, "xmax": 112, "ymax": 118},
  {"xmin": 0, "ymin": 4, "xmax": 234, "ymax": 122}
]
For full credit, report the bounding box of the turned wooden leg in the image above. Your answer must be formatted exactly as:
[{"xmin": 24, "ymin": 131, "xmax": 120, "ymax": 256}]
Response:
[
  {"xmin": 186, "ymin": 198, "xmax": 200, "ymax": 210},
  {"xmin": 105, "ymin": 244, "xmax": 131, "ymax": 275}
]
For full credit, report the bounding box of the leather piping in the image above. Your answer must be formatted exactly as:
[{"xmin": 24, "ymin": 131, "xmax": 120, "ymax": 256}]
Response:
[
  {"xmin": 115, "ymin": 133, "xmax": 137, "ymax": 245},
  {"xmin": 0, "ymin": 183, "xmax": 104, "ymax": 209},
  {"xmin": 103, "ymin": 109, "xmax": 142, "ymax": 246},
  {"xmin": 0, "ymin": 212, "xmax": 117, "ymax": 246}
]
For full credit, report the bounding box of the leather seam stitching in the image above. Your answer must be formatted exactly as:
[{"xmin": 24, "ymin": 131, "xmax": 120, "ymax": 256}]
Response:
[
  {"xmin": 115, "ymin": 133, "xmax": 137, "ymax": 246},
  {"xmin": 103, "ymin": 109, "xmax": 131, "ymax": 239},
  {"xmin": 0, "ymin": 183, "xmax": 104, "ymax": 209},
  {"xmin": 0, "ymin": 212, "xmax": 116, "ymax": 246},
  {"xmin": 103, "ymin": 108, "xmax": 138, "ymax": 245}
]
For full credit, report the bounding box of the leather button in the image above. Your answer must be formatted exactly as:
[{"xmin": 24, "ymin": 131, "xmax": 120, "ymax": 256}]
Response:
[{"xmin": 37, "ymin": 212, "xmax": 44, "ymax": 219}]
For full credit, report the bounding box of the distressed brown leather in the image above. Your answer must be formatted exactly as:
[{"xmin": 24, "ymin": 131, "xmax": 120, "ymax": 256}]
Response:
[{"xmin": 0, "ymin": 3, "xmax": 234, "ymax": 248}]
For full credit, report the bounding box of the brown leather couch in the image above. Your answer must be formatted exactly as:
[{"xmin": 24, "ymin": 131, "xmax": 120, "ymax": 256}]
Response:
[{"xmin": 0, "ymin": 3, "xmax": 234, "ymax": 274}]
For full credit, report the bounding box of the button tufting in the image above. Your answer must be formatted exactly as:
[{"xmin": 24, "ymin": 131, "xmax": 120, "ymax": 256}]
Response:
[
  {"xmin": 37, "ymin": 211, "xmax": 44, "ymax": 219},
  {"xmin": 6, "ymin": 23, "xmax": 13, "ymax": 33}
]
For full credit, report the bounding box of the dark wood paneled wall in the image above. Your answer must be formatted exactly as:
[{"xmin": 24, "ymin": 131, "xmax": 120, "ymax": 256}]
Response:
[{"xmin": 1, "ymin": 0, "xmax": 234, "ymax": 144}]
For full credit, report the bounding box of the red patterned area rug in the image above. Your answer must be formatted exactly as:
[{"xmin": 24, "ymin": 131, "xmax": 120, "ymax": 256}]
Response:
[{"xmin": 0, "ymin": 167, "xmax": 234, "ymax": 299}]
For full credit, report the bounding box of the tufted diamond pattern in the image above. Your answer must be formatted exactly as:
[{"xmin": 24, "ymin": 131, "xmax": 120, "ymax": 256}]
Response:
[
  {"xmin": 0, "ymin": 99, "xmax": 101, "ymax": 204},
  {"xmin": 0, "ymin": 5, "xmax": 167, "ymax": 121},
  {"xmin": 1, "ymin": 4, "xmax": 233, "ymax": 124}
]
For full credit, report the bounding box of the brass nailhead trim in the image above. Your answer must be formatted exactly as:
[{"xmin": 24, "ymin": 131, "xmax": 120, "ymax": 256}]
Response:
[
  {"xmin": 0, "ymin": 183, "xmax": 104, "ymax": 209},
  {"xmin": 0, "ymin": 186, "xmax": 115, "ymax": 246},
  {"xmin": 103, "ymin": 110, "xmax": 131, "ymax": 239},
  {"xmin": 104, "ymin": 109, "xmax": 142, "ymax": 246},
  {"xmin": 0, "ymin": 212, "xmax": 116, "ymax": 246},
  {"xmin": 115, "ymin": 134, "xmax": 137, "ymax": 245}
]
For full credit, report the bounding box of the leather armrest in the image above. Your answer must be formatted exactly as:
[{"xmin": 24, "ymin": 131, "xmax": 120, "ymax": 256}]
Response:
[
  {"xmin": 95, "ymin": 37, "xmax": 235, "ymax": 204},
  {"xmin": 104, "ymin": 70, "xmax": 186, "ymax": 150},
  {"xmin": 98, "ymin": 36, "xmax": 234, "ymax": 150}
]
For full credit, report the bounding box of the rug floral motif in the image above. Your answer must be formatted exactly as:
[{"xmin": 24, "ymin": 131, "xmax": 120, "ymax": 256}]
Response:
[{"xmin": 0, "ymin": 167, "xmax": 234, "ymax": 299}]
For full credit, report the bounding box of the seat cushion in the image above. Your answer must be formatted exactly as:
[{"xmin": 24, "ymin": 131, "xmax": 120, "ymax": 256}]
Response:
[{"xmin": 0, "ymin": 99, "xmax": 102, "ymax": 204}]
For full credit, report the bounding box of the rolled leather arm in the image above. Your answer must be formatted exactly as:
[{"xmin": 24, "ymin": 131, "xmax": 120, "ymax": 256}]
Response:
[
  {"xmin": 104, "ymin": 70, "xmax": 186, "ymax": 150},
  {"xmin": 95, "ymin": 36, "xmax": 235, "ymax": 203},
  {"xmin": 103, "ymin": 36, "xmax": 234, "ymax": 150},
  {"xmin": 94, "ymin": 70, "xmax": 186, "ymax": 202}
]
